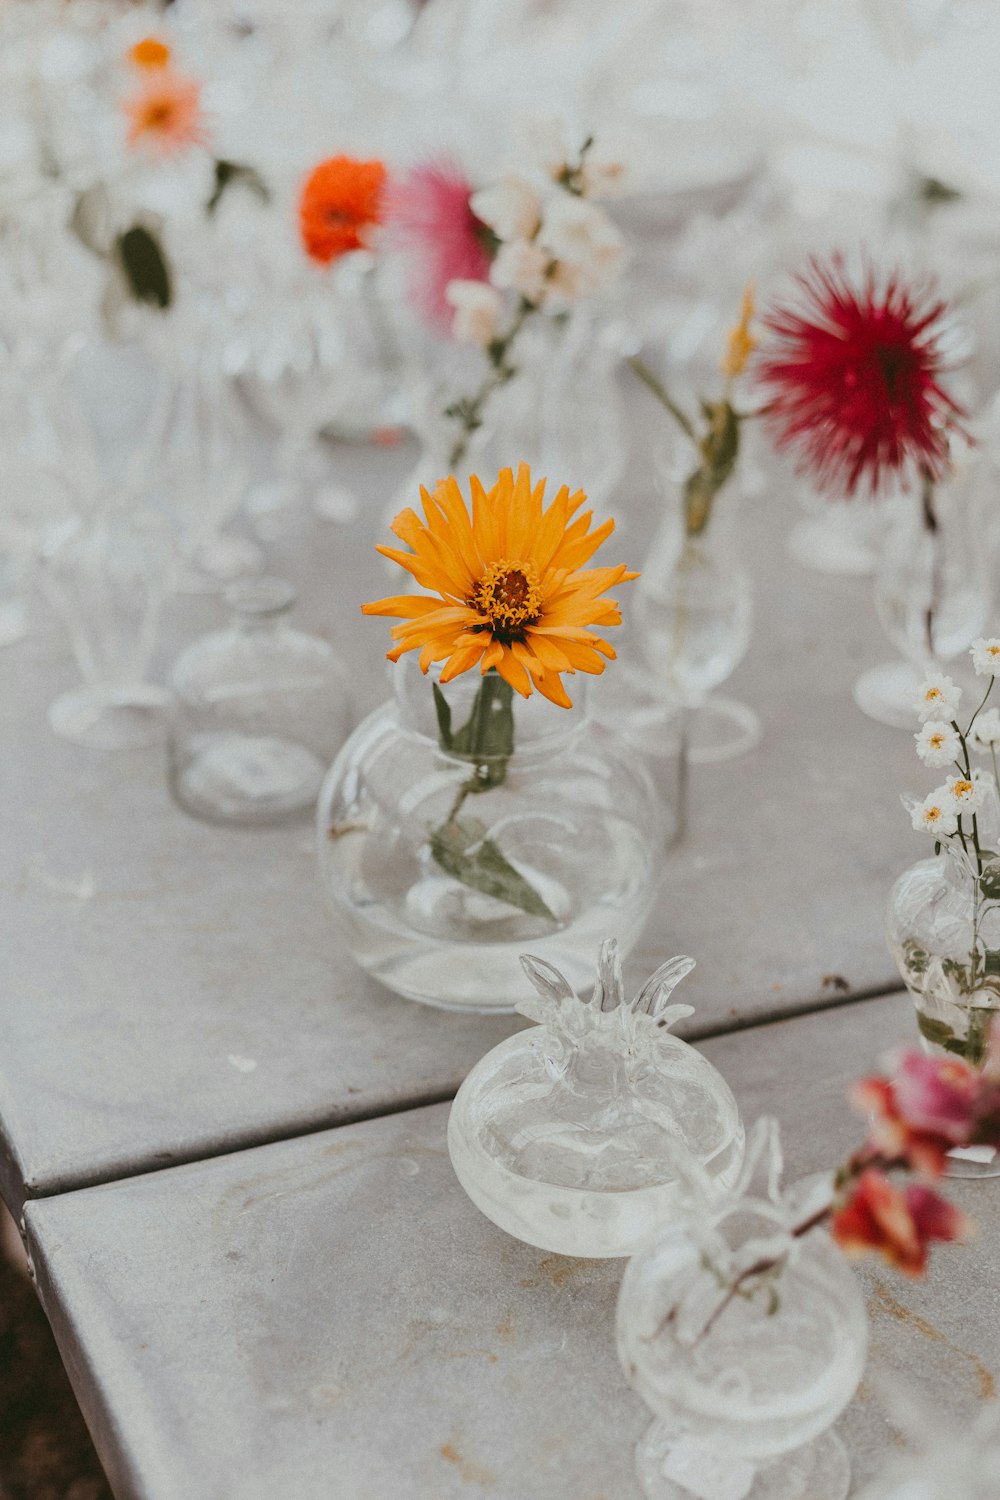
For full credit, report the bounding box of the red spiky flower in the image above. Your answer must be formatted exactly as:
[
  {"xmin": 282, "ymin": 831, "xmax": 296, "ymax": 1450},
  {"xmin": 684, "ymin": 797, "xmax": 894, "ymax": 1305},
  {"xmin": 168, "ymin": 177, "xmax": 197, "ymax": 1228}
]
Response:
[{"xmin": 756, "ymin": 254, "xmax": 967, "ymax": 497}]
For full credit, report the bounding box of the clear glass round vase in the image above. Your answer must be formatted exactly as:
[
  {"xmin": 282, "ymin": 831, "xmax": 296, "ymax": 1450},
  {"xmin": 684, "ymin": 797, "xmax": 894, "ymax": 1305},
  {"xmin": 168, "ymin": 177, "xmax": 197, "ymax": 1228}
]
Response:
[
  {"xmin": 447, "ymin": 940, "xmax": 745, "ymax": 1257},
  {"xmin": 316, "ymin": 664, "xmax": 666, "ymax": 1012},
  {"xmin": 618, "ymin": 1182, "xmax": 868, "ymax": 1500},
  {"xmin": 168, "ymin": 579, "xmax": 351, "ymax": 826},
  {"xmin": 886, "ymin": 800, "xmax": 1000, "ymax": 1176}
]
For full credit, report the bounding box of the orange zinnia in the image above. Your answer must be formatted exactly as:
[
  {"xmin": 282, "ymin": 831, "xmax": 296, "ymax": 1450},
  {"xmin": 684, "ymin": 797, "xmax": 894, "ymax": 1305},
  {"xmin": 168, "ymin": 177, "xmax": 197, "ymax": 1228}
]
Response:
[
  {"xmin": 362, "ymin": 464, "xmax": 636, "ymax": 708},
  {"xmin": 299, "ymin": 155, "xmax": 387, "ymax": 265},
  {"xmin": 128, "ymin": 37, "xmax": 171, "ymax": 70},
  {"xmin": 124, "ymin": 71, "xmax": 207, "ymax": 156}
]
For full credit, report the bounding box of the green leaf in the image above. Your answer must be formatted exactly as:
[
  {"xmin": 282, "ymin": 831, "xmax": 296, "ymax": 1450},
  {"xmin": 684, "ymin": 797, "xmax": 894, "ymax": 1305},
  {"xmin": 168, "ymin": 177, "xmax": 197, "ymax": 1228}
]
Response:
[
  {"xmin": 116, "ymin": 225, "xmax": 171, "ymax": 309},
  {"xmin": 206, "ymin": 158, "xmax": 270, "ymax": 215},
  {"xmin": 432, "ymin": 682, "xmax": 453, "ymax": 751},
  {"xmin": 915, "ymin": 1009, "xmax": 988, "ymax": 1063},
  {"xmin": 981, "ymin": 870, "xmax": 1000, "ymax": 900},
  {"xmin": 984, "ymin": 950, "xmax": 1000, "ymax": 977},
  {"xmin": 430, "ymin": 816, "xmax": 556, "ymax": 921}
]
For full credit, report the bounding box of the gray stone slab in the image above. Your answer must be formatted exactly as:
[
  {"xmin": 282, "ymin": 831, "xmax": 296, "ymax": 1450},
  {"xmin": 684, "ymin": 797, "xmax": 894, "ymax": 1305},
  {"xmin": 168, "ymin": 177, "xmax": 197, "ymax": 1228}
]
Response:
[
  {"xmin": 24, "ymin": 991, "xmax": 1000, "ymax": 1500},
  {"xmin": 1, "ymin": 398, "xmax": 951, "ymax": 1209}
]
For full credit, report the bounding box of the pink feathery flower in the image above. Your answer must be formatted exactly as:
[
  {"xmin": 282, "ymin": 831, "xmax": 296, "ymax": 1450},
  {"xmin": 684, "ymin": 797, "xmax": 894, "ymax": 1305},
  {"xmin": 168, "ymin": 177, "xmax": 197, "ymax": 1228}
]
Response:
[{"xmin": 385, "ymin": 157, "xmax": 493, "ymax": 331}]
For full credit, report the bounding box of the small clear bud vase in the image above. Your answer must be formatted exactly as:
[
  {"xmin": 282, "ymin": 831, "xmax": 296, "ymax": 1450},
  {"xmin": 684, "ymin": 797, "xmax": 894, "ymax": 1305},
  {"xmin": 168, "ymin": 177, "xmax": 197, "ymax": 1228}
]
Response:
[
  {"xmin": 629, "ymin": 437, "xmax": 758, "ymax": 765},
  {"xmin": 617, "ymin": 1127, "xmax": 868, "ymax": 1500},
  {"xmin": 854, "ymin": 444, "xmax": 991, "ymax": 729},
  {"xmin": 887, "ymin": 782, "xmax": 1000, "ymax": 1174},
  {"xmin": 316, "ymin": 662, "xmax": 666, "ymax": 1012}
]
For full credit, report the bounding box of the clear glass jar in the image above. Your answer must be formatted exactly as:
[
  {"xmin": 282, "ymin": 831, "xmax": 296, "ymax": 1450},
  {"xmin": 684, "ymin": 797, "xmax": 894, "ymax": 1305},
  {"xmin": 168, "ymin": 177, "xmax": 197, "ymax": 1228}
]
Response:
[
  {"xmin": 618, "ymin": 1172, "xmax": 868, "ymax": 1500},
  {"xmin": 168, "ymin": 578, "xmax": 350, "ymax": 825},
  {"xmin": 316, "ymin": 663, "xmax": 666, "ymax": 1012}
]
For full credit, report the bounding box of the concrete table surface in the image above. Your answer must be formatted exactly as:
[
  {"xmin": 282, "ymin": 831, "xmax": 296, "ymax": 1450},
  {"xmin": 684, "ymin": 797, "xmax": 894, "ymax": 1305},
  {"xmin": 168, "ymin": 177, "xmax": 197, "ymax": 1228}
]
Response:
[
  {"xmin": 24, "ymin": 989, "xmax": 1000, "ymax": 1500},
  {"xmin": 1, "ymin": 404, "xmax": 967, "ymax": 1211}
]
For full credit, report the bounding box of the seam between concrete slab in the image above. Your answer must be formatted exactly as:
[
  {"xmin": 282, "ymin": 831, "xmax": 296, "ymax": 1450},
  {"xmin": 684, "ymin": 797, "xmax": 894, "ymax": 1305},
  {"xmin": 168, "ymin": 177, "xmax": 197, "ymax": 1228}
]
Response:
[{"xmin": 18, "ymin": 984, "xmax": 910, "ymax": 1209}]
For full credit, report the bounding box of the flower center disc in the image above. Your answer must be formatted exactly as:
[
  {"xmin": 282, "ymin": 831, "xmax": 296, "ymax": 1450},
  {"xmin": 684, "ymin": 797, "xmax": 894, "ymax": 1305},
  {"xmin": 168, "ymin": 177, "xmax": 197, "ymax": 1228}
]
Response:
[{"xmin": 472, "ymin": 560, "xmax": 542, "ymax": 641}]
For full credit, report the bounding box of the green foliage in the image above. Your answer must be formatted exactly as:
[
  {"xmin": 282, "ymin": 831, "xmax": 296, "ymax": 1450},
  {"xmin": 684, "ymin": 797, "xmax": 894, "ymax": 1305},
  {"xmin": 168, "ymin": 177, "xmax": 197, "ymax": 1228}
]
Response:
[
  {"xmin": 429, "ymin": 673, "xmax": 555, "ymax": 919},
  {"xmin": 430, "ymin": 816, "xmax": 555, "ymax": 921},
  {"xmin": 206, "ymin": 158, "xmax": 270, "ymax": 215},
  {"xmin": 116, "ymin": 225, "xmax": 172, "ymax": 309}
]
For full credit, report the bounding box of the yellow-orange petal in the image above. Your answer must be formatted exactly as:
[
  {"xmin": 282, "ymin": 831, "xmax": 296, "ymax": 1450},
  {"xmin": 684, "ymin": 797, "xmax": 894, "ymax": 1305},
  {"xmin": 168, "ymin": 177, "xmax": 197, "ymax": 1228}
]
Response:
[{"xmin": 128, "ymin": 36, "xmax": 171, "ymax": 69}]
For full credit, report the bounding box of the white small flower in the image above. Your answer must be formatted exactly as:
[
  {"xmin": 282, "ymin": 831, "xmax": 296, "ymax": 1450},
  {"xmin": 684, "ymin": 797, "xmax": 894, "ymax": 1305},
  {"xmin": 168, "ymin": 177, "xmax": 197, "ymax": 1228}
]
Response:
[
  {"xmin": 445, "ymin": 280, "xmax": 503, "ymax": 349},
  {"xmin": 971, "ymin": 637, "xmax": 1000, "ymax": 677},
  {"xmin": 915, "ymin": 670, "xmax": 962, "ymax": 723},
  {"xmin": 489, "ymin": 239, "xmax": 550, "ymax": 303},
  {"xmin": 470, "ymin": 176, "xmax": 541, "ymax": 244},
  {"xmin": 912, "ymin": 791, "xmax": 959, "ymax": 835},
  {"xmin": 536, "ymin": 195, "xmax": 625, "ymax": 299},
  {"xmin": 945, "ymin": 773, "xmax": 980, "ymax": 816},
  {"xmin": 970, "ymin": 707, "xmax": 1000, "ymax": 751},
  {"xmin": 915, "ymin": 719, "xmax": 962, "ymax": 768}
]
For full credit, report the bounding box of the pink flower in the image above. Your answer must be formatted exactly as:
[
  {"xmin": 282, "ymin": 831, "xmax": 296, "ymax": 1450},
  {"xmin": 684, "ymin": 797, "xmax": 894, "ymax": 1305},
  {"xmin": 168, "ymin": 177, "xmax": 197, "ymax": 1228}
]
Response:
[
  {"xmin": 892, "ymin": 1050, "xmax": 981, "ymax": 1142},
  {"xmin": 851, "ymin": 1074, "xmax": 954, "ymax": 1177},
  {"xmin": 384, "ymin": 157, "xmax": 492, "ymax": 331},
  {"xmin": 830, "ymin": 1169, "xmax": 971, "ymax": 1277}
]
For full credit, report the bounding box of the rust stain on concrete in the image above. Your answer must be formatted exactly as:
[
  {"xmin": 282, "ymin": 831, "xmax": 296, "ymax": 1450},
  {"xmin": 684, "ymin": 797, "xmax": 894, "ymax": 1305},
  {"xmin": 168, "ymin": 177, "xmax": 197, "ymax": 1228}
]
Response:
[
  {"xmin": 494, "ymin": 1317, "xmax": 514, "ymax": 1341},
  {"xmin": 440, "ymin": 1439, "xmax": 495, "ymax": 1488},
  {"xmin": 537, "ymin": 1255, "xmax": 588, "ymax": 1288},
  {"xmin": 869, "ymin": 1276, "xmax": 997, "ymax": 1401}
]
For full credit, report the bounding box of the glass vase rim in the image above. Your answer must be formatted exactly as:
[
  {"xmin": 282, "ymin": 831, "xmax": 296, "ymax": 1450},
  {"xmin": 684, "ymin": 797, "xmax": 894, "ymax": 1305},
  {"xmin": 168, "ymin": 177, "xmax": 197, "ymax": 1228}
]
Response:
[{"xmin": 388, "ymin": 657, "xmax": 592, "ymax": 759}]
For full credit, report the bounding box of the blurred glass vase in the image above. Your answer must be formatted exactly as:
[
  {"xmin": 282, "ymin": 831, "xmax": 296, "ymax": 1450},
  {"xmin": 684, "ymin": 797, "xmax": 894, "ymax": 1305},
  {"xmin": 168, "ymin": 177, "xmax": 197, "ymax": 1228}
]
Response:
[
  {"xmin": 168, "ymin": 578, "xmax": 350, "ymax": 826},
  {"xmin": 41, "ymin": 509, "xmax": 174, "ymax": 749},
  {"xmin": 632, "ymin": 452, "xmax": 758, "ymax": 765},
  {"xmin": 316, "ymin": 663, "xmax": 665, "ymax": 1012},
  {"xmin": 854, "ymin": 447, "xmax": 991, "ymax": 729}
]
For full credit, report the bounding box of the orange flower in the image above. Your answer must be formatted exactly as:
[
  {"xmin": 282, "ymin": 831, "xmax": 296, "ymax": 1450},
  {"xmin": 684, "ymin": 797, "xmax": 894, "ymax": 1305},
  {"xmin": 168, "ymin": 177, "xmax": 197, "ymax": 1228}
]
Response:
[
  {"xmin": 830, "ymin": 1168, "xmax": 971, "ymax": 1278},
  {"xmin": 721, "ymin": 283, "xmax": 757, "ymax": 379},
  {"xmin": 362, "ymin": 463, "xmax": 636, "ymax": 708},
  {"xmin": 124, "ymin": 72, "xmax": 207, "ymax": 157},
  {"xmin": 299, "ymin": 156, "xmax": 387, "ymax": 265},
  {"xmin": 128, "ymin": 37, "xmax": 171, "ymax": 70}
]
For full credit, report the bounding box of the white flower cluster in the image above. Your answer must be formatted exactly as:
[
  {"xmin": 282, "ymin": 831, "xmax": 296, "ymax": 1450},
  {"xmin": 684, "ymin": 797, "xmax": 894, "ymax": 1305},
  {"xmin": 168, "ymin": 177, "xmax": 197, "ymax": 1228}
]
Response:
[
  {"xmin": 910, "ymin": 642, "xmax": 1000, "ymax": 835},
  {"xmin": 446, "ymin": 120, "xmax": 626, "ymax": 349}
]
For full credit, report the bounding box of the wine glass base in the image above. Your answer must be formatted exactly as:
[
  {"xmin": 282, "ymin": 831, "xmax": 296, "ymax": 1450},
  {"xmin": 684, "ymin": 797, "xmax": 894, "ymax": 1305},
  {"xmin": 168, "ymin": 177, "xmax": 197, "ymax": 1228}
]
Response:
[
  {"xmin": 636, "ymin": 1423, "xmax": 850, "ymax": 1500},
  {"xmin": 683, "ymin": 696, "xmax": 762, "ymax": 765},
  {"xmin": 313, "ymin": 484, "xmax": 360, "ymax": 524},
  {"xmin": 49, "ymin": 686, "xmax": 170, "ymax": 750},
  {"xmin": 179, "ymin": 536, "xmax": 265, "ymax": 596},
  {"xmin": 786, "ymin": 514, "xmax": 878, "ymax": 576},
  {"xmin": 0, "ymin": 597, "xmax": 29, "ymax": 647},
  {"xmin": 852, "ymin": 661, "xmax": 926, "ymax": 729},
  {"xmin": 946, "ymin": 1143, "xmax": 1000, "ymax": 1178}
]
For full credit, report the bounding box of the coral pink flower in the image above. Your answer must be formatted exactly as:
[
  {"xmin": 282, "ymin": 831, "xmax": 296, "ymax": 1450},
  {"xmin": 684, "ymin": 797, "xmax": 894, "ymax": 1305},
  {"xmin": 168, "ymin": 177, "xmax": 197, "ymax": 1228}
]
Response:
[
  {"xmin": 853, "ymin": 1043, "xmax": 1000, "ymax": 1174},
  {"xmin": 384, "ymin": 157, "xmax": 493, "ymax": 330},
  {"xmin": 124, "ymin": 71, "xmax": 208, "ymax": 157},
  {"xmin": 831, "ymin": 1169, "xmax": 970, "ymax": 1277},
  {"xmin": 756, "ymin": 255, "xmax": 967, "ymax": 497},
  {"xmin": 852, "ymin": 1074, "xmax": 953, "ymax": 1177}
]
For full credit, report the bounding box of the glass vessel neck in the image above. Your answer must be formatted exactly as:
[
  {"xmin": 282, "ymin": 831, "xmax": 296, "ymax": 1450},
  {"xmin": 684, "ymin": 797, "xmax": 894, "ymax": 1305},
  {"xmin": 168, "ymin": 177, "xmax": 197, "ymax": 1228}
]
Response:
[
  {"xmin": 390, "ymin": 657, "xmax": 590, "ymax": 754},
  {"xmin": 224, "ymin": 577, "xmax": 297, "ymax": 633}
]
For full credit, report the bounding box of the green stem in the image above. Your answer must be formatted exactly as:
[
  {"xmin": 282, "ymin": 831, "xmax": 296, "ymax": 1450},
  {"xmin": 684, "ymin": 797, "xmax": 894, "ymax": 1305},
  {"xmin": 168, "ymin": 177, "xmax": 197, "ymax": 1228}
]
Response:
[
  {"xmin": 447, "ymin": 300, "xmax": 535, "ymax": 469},
  {"xmin": 628, "ymin": 356, "xmax": 698, "ymax": 446}
]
